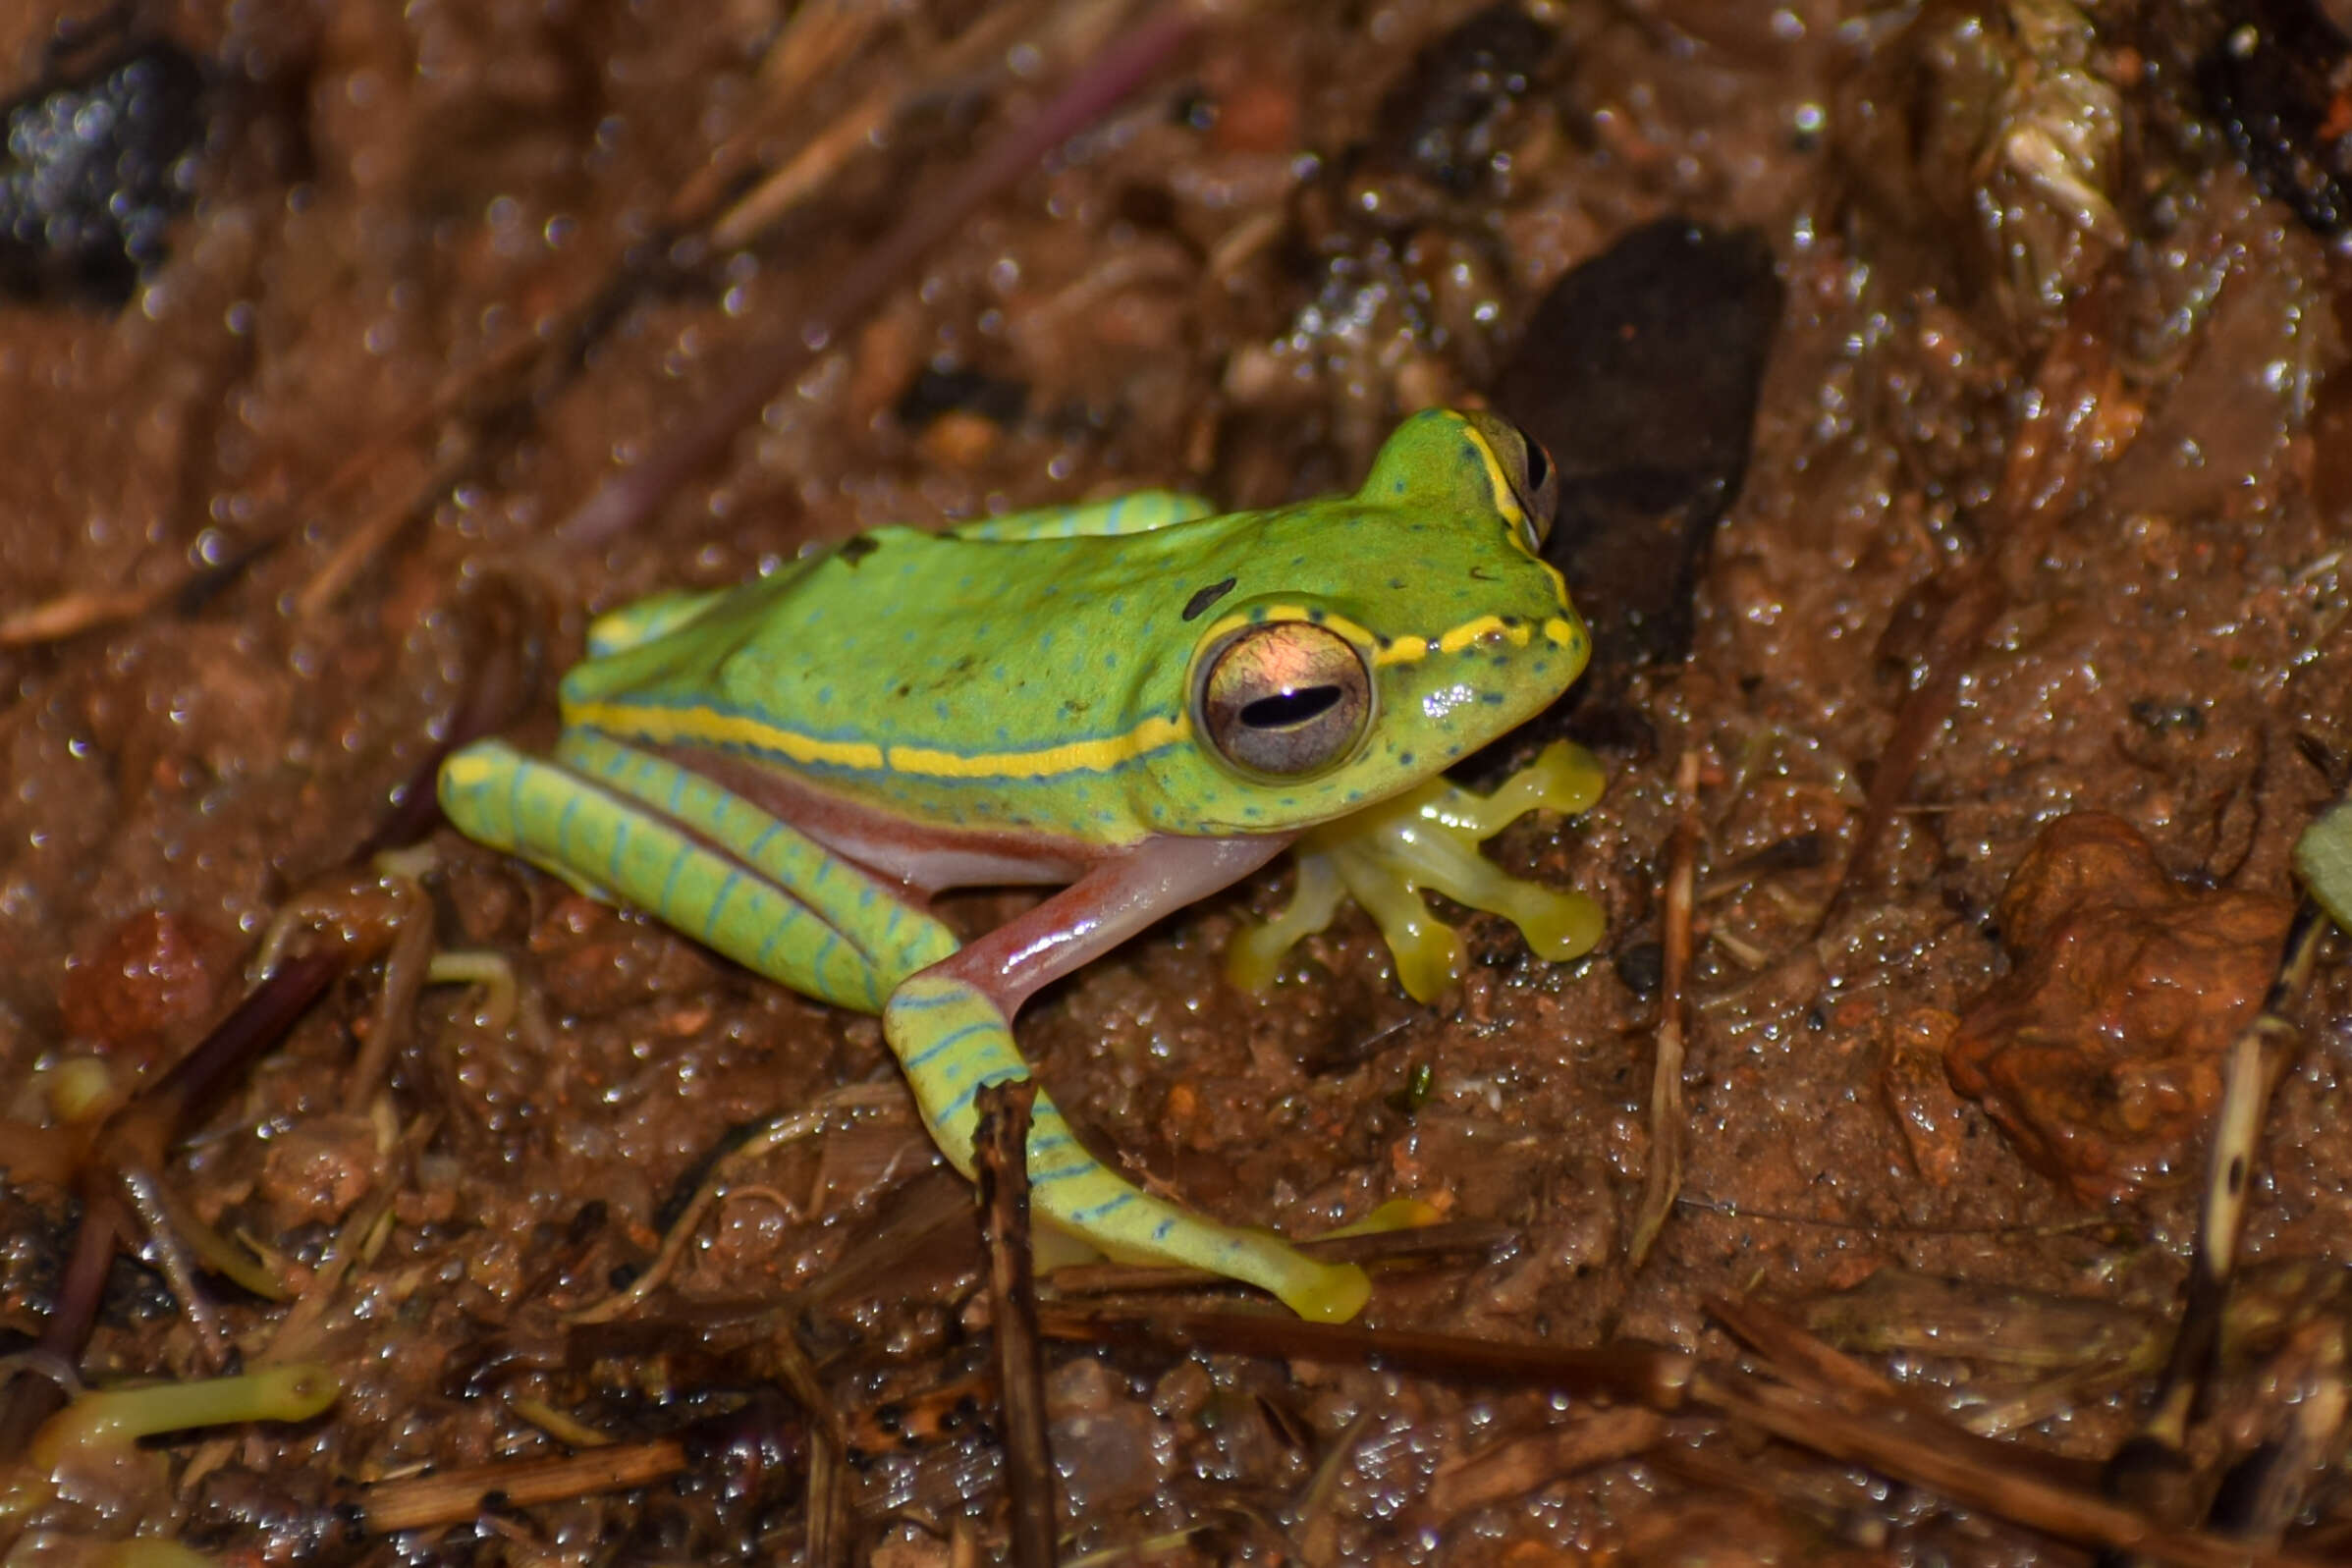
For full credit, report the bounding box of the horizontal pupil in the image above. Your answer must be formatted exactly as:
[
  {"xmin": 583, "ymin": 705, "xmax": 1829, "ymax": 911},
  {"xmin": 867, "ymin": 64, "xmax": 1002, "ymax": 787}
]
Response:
[{"xmin": 1239, "ymin": 685, "xmax": 1341, "ymax": 729}]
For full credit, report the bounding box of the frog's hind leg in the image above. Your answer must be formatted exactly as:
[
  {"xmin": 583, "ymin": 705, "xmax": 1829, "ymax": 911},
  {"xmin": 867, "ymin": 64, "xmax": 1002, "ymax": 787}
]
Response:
[
  {"xmin": 883, "ymin": 837, "xmax": 1373, "ymax": 1323},
  {"xmin": 441, "ymin": 737, "xmax": 1367, "ymax": 1320},
  {"xmin": 948, "ymin": 490, "xmax": 1216, "ymax": 541},
  {"xmin": 439, "ymin": 735, "xmax": 955, "ymax": 1012}
]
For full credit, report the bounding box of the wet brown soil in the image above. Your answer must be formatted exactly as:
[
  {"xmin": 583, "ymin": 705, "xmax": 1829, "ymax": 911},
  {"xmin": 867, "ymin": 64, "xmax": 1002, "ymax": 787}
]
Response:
[{"xmin": 6, "ymin": 1, "xmax": 2352, "ymax": 1563}]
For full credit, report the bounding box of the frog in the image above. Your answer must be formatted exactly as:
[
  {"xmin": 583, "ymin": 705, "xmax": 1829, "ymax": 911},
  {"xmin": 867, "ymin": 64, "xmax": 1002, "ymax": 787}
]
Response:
[{"xmin": 437, "ymin": 406, "xmax": 1604, "ymax": 1323}]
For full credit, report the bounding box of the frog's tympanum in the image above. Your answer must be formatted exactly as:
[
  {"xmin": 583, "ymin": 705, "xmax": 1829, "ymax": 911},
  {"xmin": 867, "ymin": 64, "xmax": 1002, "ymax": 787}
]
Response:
[{"xmin": 440, "ymin": 408, "xmax": 1602, "ymax": 1321}]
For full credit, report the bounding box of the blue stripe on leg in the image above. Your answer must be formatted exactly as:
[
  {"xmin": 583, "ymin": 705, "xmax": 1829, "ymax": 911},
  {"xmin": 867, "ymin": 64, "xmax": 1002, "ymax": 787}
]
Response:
[{"xmin": 904, "ymin": 1020, "xmax": 992, "ymax": 1071}]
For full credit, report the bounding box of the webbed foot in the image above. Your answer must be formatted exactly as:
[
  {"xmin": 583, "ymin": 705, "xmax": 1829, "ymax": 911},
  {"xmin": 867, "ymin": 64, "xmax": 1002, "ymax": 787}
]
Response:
[{"xmin": 1230, "ymin": 739, "xmax": 1606, "ymax": 1003}]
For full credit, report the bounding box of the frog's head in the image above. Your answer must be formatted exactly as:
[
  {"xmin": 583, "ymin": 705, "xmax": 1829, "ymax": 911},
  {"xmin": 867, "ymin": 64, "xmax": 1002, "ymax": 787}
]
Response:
[{"xmin": 1168, "ymin": 407, "xmax": 1589, "ymax": 834}]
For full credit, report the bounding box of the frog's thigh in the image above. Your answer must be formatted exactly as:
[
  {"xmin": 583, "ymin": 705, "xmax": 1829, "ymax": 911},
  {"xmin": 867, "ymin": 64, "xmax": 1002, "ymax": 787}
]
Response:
[
  {"xmin": 950, "ymin": 490, "xmax": 1216, "ymax": 540},
  {"xmin": 441, "ymin": 738, "xmax": 947, "ymax": 1012},
  {"xmin": 880, "ymin": 840, "xmax": 1371, "ymax": 1324}
]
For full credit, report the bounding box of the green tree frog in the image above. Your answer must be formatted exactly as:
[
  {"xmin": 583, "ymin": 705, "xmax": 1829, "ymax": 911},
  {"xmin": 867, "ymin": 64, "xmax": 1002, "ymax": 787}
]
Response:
[{"xmin": 439, "ymin": 407, "xmax": 1603, "ymax": 1322}]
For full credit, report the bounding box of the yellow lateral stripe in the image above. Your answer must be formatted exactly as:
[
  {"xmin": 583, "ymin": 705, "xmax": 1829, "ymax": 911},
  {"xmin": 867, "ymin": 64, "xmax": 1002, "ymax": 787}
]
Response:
[
  {"xmin": 1542, "ymin": 616, "xmax": 1581, "ymax": 647},
  {"xmin": 570, "ymin": 697, "xmax": 1189, "ymax": 781},
  {"xmin": 886, "ymin": 715, "xmax": 1189, "ymax": 780},
  {"xmin": 569, "ymin": 698, "xmax": 886, "ymax": 771}
]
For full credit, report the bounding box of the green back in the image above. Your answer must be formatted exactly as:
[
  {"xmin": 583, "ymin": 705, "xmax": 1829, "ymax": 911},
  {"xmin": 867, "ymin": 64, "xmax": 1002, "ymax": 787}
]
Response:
[{"xmin": 561, "ymin": 409, "xmax": 1588, "ymax": 845}]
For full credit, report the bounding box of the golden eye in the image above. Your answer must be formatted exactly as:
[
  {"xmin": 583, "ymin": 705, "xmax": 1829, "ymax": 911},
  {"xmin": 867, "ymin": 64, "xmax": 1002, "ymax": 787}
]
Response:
[{"xmin": 1195, "ymin": 622, "xmax": 1372, "ymax": 779}]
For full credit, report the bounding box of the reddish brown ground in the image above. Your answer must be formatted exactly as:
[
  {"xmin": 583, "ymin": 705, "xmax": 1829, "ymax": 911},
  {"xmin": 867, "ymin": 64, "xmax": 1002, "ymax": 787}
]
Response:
[{"xmin": 4, "ymin": 2, "xmax": 2351, "ymax": 1563}]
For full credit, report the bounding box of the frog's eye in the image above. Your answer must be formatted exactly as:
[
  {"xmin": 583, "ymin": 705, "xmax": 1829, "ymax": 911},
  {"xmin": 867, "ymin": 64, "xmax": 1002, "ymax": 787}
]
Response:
[
  {"xmin": 1511, "ymin": 429, "xmax": 1558, "ymax": 550},
  {"xmin": 1462, "ymin": 410, "xmax": 1559, "ymax": 551},
  {"xmin": 1195, "ymin": 622, "xmax": 1372, "ymax": 779}
]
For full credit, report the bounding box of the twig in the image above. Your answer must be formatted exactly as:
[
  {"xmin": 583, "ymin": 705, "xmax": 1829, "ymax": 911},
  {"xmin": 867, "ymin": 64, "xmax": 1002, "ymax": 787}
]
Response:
[
  {"xmin": 355, "ymin": 1438, "xmax": 692, "ymax": 1534},
  {"xmin": 1629, "ymin": 748, "xmax": 1700, "ymax": 1265},
  {"xmin": 976, "ymin": 1078, "xmax": 1057, "ymax": 1568},
  {"xmin": 346, "ymin": 1386, "xmax": 806, "ymax": 1534},
  {"xmin": 1692, "ymin": 1365, "xmax": 2322, "ymax": 1568},
  {"xmin": 567, "ymin": 1108, "xmax": 835, "ymax": 1325},
  {"xmin": 707, "ymin": 3, "xmax": 1043, "ymax": 251},
  {"xmin": 0, "ymin": 1186, "xmax": 117, "ymax": 1457},
  {"xmin": 2108, "ymin": 900, "xmax": 2329, "ymax": 1521},
  {"xmin": 292, "ymin": 452, "xmax": 441, "ymax": 620},
  {"xmin": 114, "ymin": 1162, "xmax": 236, "ymax": 1373},
  {"xmin": 340, "ymin": 876, "xmax": 436, "ymax": 1113},
  {"xmin": 265, "ymin": 1116, "xmax": 433, "ymax": 1365},
  {"xmin": 1043, "ymin": 1219, "xmax": 1515, "ymax": 1300},
  {"xmin": 665, "ymin": 0, "xmax": 891, "ymax": 232},
  {"xmin": 1420, "ymin": 1407, "xmax": 1668, "ymax": 1519},
  {"xmin": 1035, "ymin": 1302, "xmax": 1694, "ymax": 1410},
  {"xmin": 1707, "ymin": 1293, "xmax": 2106, "ymax": 1492},
  {"xmin": 101, "ymin": 952, "xmax": 344, "ymax": 1175},
  {"xmin": 0, "ymin": 586, "xmax": 163, "ymax": 647},
  {"xmin": 1048, "ymin": 1299, "xmax": 2318, "ymax": 1568},
  {"xmin": 558, "ymin": 1, "xmax": 1200, "ymax": 546},
  {"xmin": 765, "ymin": 1301, "xmax": 855, "ymax": 1473},
  {"xmin": 803, "ymin": 1425, "xmax": 851, "ymax": 1568}
]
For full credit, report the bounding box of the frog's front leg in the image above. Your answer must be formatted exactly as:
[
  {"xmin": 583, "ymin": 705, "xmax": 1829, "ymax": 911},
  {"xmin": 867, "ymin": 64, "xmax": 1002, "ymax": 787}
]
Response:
[{"xmin": 886, "ymin": 837, "xmax": 1374, "ymax": 1324}]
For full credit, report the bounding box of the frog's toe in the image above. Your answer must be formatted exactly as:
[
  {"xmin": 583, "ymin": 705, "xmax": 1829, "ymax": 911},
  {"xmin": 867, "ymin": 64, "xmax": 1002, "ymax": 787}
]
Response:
[
  {"xmin": 1501, "ymin": 886, "xmax": 1607, "ymax": 963},
  {"xmin": 1518, "ymin": 739, "xmax": 1608, "ymax": 816},
  {"xmin": 1281, "ymin": 1260, "xmax": 1373, "ymax": 1324},
  {"xmin": 1321, "ymin": 1196, "xmax": 1445, "ymax": 1238},
  {"xmin": 1227, "ymin": 903, "xmax": 1324, "ymax": 993},
  {"xmin": 1388, "ymin": 920, "xmax": 1465, "ymax": 1006},
  {"xmin": 1338, "ymin": 863, "xmax": 1461, "ymax": 1003},
  {"xmin": 1225, "ymin": 854, "xmax": 1346, "ymax": 994}
]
